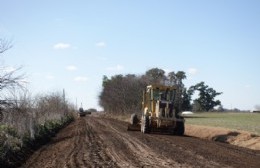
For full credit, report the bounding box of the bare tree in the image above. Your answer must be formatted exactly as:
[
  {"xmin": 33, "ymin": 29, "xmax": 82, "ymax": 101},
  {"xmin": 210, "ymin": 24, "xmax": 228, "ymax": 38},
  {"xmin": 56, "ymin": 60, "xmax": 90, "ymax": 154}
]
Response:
[
  {"xmin": 0, "ymin": 38, "xmax": 12, "ymax": 54},
  {"xmin": 0, "ymin": 67, "xmax": 24, "ymax": 91},
  {"xmin": 0, "ymin": 38, "xmax": 24, "ymax": 109}
]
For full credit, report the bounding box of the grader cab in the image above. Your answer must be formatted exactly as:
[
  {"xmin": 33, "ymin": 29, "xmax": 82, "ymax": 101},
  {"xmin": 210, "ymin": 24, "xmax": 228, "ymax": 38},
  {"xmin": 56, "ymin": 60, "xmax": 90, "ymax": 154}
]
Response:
[{"xmin": 128, "ymin": 84, "xmax": 185, "ymax": 135}]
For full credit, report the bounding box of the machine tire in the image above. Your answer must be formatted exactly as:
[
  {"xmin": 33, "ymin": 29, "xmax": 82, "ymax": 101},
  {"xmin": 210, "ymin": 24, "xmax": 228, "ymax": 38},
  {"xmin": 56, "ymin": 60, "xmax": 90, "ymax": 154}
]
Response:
[
  {"xmin": 141, "ymin": 116, "xmax": 150, "ymax": 134},
  {"xmin": 130, "ymin": 113, "xmax": 139, "ymax": 125},
  {"xmin": 175, "ymin": 121, "xmax": 185, "ymax": 136}
]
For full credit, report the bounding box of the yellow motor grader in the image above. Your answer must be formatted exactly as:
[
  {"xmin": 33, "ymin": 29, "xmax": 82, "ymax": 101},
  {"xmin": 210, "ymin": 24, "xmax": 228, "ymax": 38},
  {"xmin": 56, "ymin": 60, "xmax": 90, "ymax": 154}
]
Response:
[{"xmin": 128, "ymin": 84, "xmax": 185, "ymax": 135}]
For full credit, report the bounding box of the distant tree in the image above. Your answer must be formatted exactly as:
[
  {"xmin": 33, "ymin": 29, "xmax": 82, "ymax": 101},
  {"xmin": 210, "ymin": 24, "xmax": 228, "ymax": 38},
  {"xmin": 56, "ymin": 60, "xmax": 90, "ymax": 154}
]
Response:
[
  {"xmin": 181, "ymin": 88, "xmax": 192, "ymax": 111},
  {"xmin": 192, "ymin": 100, "xmax": 202, "ymax": 112},
  {"xmin": 167, "ymin": 71, "xmax": 176, "ymax": 85},
  {"xmin": 233, "ymin": 108, "xmax": 240, "ymax": 112},
  {"xmin": 145, "ymin": 68, "xmax": 165, "ymax": 84},
  {"xmin": 99, "ymin": 68, "xmax": 189, "ymax": 114},
  {"xmin": 189, "ymin": 82, "xmax": 222, "ymax": 112},
  {"xmin": 102, "ymin": 75, "xmax": 109, "ymax": 87},
  {"xmin": 175, "ymin": 71, "xmax": 186, "ymax": 85},
  {"xmin": 217, "ymin": 105, "xmax": 225, "ymax": 112},
  {"xmin": 99, "ymin": 74, "xmax": 146, "ymax": 114},
  {"xmin": 173, "ymin": 71, "xmax": 187, "ymax": 111}
]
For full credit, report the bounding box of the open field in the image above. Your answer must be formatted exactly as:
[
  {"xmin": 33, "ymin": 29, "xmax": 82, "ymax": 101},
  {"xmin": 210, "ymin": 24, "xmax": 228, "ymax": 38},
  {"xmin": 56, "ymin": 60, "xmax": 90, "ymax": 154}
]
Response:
[{"xmin": 184, "ymin": 112, "xmax": 260, "ymax": 135}]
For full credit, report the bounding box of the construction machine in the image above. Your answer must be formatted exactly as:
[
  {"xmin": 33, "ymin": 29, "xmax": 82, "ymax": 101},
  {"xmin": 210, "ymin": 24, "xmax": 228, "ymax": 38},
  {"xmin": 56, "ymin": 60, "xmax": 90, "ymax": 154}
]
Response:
[
  {"xmin": 128, "ymin": 84, "xmax": 185, "ymax": 135},
  {"xmin": 78, "ymin": 107, "xmax": 91, "ymax": 117}
]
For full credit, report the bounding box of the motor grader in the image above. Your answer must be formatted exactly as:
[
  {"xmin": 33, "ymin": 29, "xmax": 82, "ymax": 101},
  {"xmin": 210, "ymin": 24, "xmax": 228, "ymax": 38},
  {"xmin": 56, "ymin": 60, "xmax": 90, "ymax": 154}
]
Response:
[
  {"xmin": 128, "ymin": 84, "xmax": 185, "ymax": 135},
  {"xmin": 78, "ymin": 107, "xmax": 91, "ymax": 117}
]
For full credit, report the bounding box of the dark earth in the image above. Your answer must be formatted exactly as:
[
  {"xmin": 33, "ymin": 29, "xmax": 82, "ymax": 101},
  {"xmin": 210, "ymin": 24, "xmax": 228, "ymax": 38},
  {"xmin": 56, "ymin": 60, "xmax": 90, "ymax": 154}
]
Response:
[{"xmin": 21, "ymin": 115, "xmax": 260, "ymax": 168}]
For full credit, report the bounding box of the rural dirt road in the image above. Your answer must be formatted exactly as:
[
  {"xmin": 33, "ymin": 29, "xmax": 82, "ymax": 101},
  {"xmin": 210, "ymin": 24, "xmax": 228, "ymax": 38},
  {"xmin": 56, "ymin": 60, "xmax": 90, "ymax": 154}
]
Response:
[{"xmin": 22, "ymin": 115, "xmax": 260, "ymax": 168}]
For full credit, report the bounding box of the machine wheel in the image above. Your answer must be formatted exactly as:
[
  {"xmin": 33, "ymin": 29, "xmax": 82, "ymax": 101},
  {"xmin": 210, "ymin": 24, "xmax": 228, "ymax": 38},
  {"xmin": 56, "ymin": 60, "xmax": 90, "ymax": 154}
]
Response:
[
  {"xmin": 130, "ymin": 113, "xmax": 139, "ymax": 125},
  {"xmin": 175, "ymin": 121, "xmax": 185, "ymax": 135},
  {"xmin": 141, "ymin": 116, "xmax": 150, "ymax": 134}
]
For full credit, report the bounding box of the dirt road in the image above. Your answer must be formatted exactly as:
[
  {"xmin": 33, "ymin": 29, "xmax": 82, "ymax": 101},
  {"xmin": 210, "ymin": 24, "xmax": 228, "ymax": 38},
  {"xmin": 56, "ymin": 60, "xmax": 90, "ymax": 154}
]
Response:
[{"xmin": 22, "ymin": 115, "xmax": 260, "ymax": 168}]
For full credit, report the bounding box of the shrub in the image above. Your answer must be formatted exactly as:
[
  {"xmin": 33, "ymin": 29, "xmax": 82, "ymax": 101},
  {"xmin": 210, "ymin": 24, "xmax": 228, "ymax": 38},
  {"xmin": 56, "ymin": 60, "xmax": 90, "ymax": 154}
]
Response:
[{"xmin": 0, "ymin": 91, "xmax": 75, "ymax": 167}]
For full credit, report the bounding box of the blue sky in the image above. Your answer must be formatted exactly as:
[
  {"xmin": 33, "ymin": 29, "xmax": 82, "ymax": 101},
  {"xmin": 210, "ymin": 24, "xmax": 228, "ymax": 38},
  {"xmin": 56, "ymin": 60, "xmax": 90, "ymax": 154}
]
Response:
[{"xmin": 1, "ymin": 0, "xmax": 259, "ymax": 110}]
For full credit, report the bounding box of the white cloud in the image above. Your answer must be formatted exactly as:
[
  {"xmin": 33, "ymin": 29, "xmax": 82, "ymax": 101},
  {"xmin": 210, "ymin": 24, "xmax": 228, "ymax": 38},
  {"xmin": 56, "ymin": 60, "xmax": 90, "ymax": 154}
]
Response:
[
  {"xmin": 66, "ymin": 65, "xmax": 77, "ymax": 71},
  {"xmin": 188, "ymin": 68, "xmax": 198, "ymax": 75},
  {"xmin": 53, "ymin": 43, "xmax": 71, "ymax": 49},
  {"xmin": 107, "ymin": 65, "xmax": 124, "ymax": 71},
  {"xmin": 74, "ymin": 76, "xmax": 88, "ymax": 82},
  {"xmin": 45, "ymin": 75, "xmax": 55, "ymax": 80},
  {"xmin": 96, "ymin": 41, "xmax": 106, "ymax": 48}
]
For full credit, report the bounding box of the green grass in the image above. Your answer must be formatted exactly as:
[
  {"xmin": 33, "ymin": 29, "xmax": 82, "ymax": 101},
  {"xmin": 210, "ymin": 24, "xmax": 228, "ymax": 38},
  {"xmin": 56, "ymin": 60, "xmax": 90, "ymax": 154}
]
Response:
[{"xmin": 184, "ymin": 112, "xmax": 260, "ymax": 135}]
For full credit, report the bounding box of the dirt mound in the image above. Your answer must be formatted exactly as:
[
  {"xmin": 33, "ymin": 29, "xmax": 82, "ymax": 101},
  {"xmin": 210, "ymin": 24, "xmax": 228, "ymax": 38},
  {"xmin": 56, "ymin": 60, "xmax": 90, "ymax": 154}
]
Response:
[{"xmin": 186, "ymin": 124, "xmax": 260, "ymax": 150}]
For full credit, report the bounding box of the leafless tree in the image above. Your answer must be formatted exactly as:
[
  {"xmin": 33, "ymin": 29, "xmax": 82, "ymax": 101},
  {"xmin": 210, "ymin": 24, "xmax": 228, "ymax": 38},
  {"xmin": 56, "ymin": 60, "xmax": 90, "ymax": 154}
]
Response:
[
  {"xmin": 0, "ymin": 38, "xmax": 24, "ymax": 110},
  {"xmin": 0, "ymin": 38, "xmax": 12, "ymax": 54}
]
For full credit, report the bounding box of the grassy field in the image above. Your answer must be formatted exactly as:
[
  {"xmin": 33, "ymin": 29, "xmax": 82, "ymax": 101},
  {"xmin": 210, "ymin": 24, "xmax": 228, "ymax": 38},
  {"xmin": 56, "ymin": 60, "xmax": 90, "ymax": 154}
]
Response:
[{"xmin": 184, "ymin": 112, "xmax": 260, "ymax": 135}]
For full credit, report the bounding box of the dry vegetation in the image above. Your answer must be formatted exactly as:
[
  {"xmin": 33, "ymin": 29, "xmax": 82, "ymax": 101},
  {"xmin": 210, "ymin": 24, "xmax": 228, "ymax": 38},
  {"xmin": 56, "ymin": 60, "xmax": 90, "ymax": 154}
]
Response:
[
  {"xmin": 0, "ymin": 92, "xmax": 76, "ymax": 167},
  {"xmin": 0, "ymin": 38, "xmax": 77, "ymax": 167}
]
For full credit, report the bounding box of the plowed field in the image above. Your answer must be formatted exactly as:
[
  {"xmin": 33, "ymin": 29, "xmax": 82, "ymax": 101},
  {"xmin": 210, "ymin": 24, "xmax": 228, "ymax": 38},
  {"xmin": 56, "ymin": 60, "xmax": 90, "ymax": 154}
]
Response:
[{"xmin": 22, "ymin": 115, "xmax": 260, "ymax": 168}]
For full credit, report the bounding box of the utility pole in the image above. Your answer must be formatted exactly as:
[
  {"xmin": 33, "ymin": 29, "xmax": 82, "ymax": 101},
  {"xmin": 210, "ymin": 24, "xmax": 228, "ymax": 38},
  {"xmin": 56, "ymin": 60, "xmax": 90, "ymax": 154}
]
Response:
[
  {"xmin": 76, "ymin": 98, "xmax": 78, "ymax": 110},
  {"xmin": 63, "ymin": 89, "xmax": 66, "ymax": 103}
]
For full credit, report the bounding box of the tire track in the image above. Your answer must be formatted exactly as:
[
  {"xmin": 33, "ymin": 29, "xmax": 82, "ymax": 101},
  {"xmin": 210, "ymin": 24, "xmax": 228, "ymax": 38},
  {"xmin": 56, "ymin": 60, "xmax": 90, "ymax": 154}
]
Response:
[
  {"xmin": 22, "ymin": 121, "xmax": 78, "ymax": 168},
  {"xmin": 64, "ymin": 118, "xmax": 117, "ymax": 168},
  {"xmin": 21, "ymin": 115, "xmax": 260, "ymax": 168},
  {"xmin": 93, "ymin": 116, "xmax": 260, "ymax": 168},
  {"xmin": 88, "ymin": 116, "xmax": 187, "ymax": 168},
  {"xmin": 22, "ymin": 118, "xmax": 117, "ymax": 168}
]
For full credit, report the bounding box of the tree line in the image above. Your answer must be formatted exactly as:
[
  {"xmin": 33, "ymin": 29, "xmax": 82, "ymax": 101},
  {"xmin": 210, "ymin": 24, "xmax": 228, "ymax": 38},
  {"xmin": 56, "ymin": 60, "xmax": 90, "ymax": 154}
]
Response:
[{"xmin": 99, "ymin": 68, "xmax": 222, "ymax": 115}]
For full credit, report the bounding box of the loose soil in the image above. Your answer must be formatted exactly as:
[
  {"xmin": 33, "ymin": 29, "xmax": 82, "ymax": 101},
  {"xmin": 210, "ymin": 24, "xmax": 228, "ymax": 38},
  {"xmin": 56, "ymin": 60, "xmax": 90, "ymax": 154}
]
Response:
[
  {"xmin": 186, "ymin": 125, "xmax": 260, "ymax": 150},
  {"xmin": 21, "ymin": 114, "xmax": 260, "ymax": 168}
]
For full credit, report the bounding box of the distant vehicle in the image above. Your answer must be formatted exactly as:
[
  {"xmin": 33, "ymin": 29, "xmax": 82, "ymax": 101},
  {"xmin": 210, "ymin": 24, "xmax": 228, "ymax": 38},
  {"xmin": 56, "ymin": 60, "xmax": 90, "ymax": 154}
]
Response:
[{"xmin": 78, "ymin": 107, "xmax": 91, "ymax": 117}]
